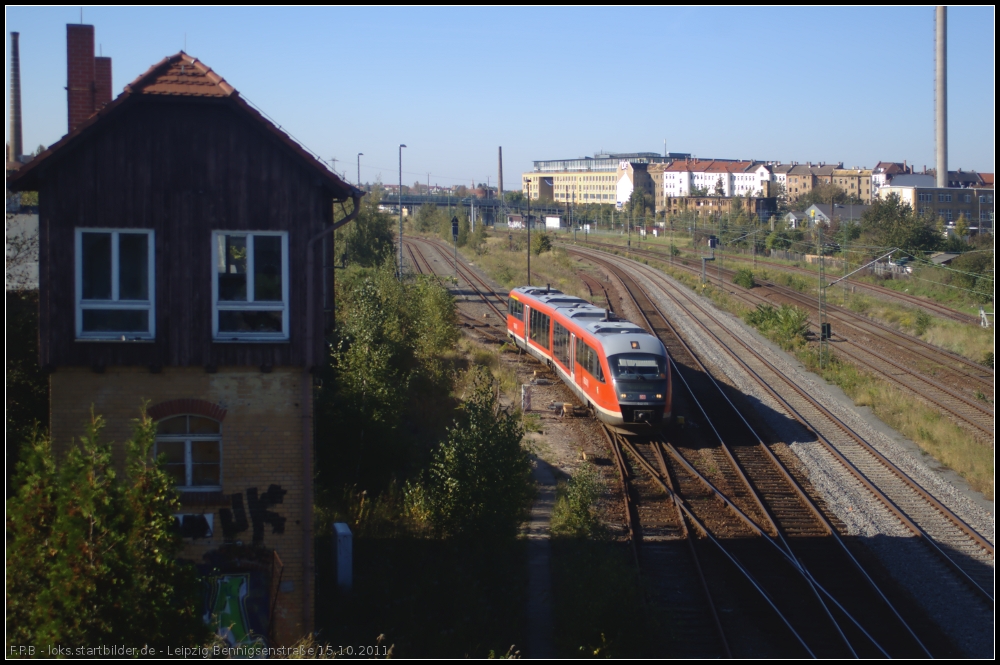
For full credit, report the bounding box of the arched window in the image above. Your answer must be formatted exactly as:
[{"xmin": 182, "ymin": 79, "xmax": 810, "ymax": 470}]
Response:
[{"xmin": 155, "ymin": 415, "xmax": 222, "ymax": 490}]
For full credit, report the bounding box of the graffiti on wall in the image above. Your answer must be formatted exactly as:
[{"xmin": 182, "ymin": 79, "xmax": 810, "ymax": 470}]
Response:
[
  {"xmin": 204, "ymin": 573, "xmax": 269, "ymax": 648},
  {"xmin": 219, "ymin": 484, "xmax": 287, "ymax": 544}
]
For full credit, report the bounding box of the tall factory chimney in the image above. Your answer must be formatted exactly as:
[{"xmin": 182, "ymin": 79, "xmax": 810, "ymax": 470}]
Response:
[
  {"xmin": 9, "ymin": 31, "xmax": 23, "ymax": 163},
  {"xmin": 935, "ymin": 6, "xmax": 947, "ymax": 189},
  {"xmin": 498, "ymin": 147, "xmax": 504, "ymax": 202}
]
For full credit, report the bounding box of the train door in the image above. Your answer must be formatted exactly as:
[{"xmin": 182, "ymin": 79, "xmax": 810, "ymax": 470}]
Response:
[{"xmin": 569, "ymin": 334, "xmax": 576, "ymax": 381}]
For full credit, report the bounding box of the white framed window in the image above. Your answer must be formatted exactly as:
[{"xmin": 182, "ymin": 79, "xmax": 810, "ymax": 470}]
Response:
[
  {"xmin": 155, "ymin": 415, "xmax": 222, "ymax": 491},
  {"xmin": 212, "ymin": 231, "xmax": 289, "ymax": 341},
  {"xmin": 75, "ymin": 228, "xmax": 155, "ymax": 340}
]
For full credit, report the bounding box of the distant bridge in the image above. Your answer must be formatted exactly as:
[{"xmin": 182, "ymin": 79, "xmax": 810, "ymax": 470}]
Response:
[{"xmin": 375, "ymin": 193, "xmax": 569, "ymax": 220}]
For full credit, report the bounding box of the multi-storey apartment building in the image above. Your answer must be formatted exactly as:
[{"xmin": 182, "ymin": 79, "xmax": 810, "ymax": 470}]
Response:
[
  {"xmin": 785, "ymin": 162, "xmax": 840, "ymax": 201},
  {"xmin": 661, "ymin": 159, "xmax": 772, "ymax": 200},
  {"xmin": 831, "ymin": 168, "xmax": 873, "ymax": 203}
]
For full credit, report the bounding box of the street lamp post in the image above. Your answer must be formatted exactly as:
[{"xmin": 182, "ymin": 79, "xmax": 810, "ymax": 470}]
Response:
[
  {"xmin": 398, "ymin": 144, "xmax": 406, "ymax": 279},
  {"xmin": 357, "ymin": 153, "xmax": 363, "ymax": 188},
  {"xmin": 527, "ymin": 184, "xmax": 531, "ymax": 286}
]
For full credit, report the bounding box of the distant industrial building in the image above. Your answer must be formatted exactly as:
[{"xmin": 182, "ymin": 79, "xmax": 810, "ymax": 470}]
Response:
[
  {"xmin": 879, "ymin": 185, "xmax": 993, "ymax": 231},
  {"xmin": 522, "ymin": 152, "xmax": 682, "ymax": 205}
]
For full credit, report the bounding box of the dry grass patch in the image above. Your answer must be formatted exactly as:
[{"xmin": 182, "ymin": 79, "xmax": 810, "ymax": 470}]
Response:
[{"xmin": 808, "ymin": 353, "xmax": 994, "ymax": 499}]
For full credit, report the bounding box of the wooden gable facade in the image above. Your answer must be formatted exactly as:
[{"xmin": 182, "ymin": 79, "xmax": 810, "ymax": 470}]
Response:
[
  {"xmin": 11, "ymin": 52, "xmax": 361, "ymax": 370},
  {"xmin": 10, "ymin": 51, "xmax": 363, "ymax": 645}
]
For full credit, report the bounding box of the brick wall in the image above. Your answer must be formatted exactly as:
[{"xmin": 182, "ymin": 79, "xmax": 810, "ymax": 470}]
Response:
[
  {"xmin": 67, "ymin": 24, "xmax": 95, "ymax": 133},
  {"xmin": 50, "ymin": 365, "xmax": 310, "ymax": 645}
]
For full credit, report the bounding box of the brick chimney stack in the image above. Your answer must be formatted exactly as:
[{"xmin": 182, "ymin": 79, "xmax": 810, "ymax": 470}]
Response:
[
  {"xmin": 9, "ymin": 31, "xmax": 23, "ymax": 163},
  {"xmin": 67, "ymin": 24, "xmax": 95, "ymax": 132},
  {"xmin": 95, "ymin": 56, "xmax": 112, "ymax": 108},
  {"xmin": 66, "ymin": 24, "xmax": 112, "ymax": 133}
]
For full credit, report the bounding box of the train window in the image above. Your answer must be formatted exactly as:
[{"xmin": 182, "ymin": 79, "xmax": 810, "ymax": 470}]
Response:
[
  {"xmin": 608, "ymin": 353, "xmax": 667, "ymax": 379},
  {"xmin": 529, "ymin": 308, "xmax": 551, "ymax": 349},
  {"xmin": 576, "ymin": 340, "xmax": 605, "ymax": 382},
  {"xmin": 508, "ymin": 298, "xmax": 523, "ymax": 318},
  {"xmin": 553, "ymin": 322, "xmax": 571, "ymax": 367}
]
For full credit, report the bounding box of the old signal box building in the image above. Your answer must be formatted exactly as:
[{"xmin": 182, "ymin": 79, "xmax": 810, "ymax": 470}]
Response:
[{"xmin": 9, "ymin": 32, "xmax": 362, "ymax": 645}]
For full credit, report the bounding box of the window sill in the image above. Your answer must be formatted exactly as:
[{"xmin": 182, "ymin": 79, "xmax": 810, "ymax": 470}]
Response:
[
  {"xmin": 178, "ymin": 490, "xmax": 226, "ymax": 507},
  {"xmin": 212, "ymin": 337, "xmax": 290, "ymax": 344},
  {"xmin": 75, "ymin": 337, "xmax": 155, "ymax": 343}
]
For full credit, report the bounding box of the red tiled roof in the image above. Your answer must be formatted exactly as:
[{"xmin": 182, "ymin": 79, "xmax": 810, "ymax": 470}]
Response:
[
  {"xmin": 126, "ymin": 51, "xmax": 236, "ymax": 97},
  {"xmin": 664, "ymin": 159, "xmax": 754, "ymax": 173},
  {"xmin": 978, "ymin": 173, "xmax": 993, "ymax": 186},
  {"xmin": 10, "ymin": 52, "xmax": 359, "ymax": 201}
]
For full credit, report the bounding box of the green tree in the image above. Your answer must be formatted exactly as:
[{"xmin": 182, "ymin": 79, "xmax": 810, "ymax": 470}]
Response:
[
  {"xmin": 860, "ymin": 193, "xmax": 939, "ymax": 253},
  {"xmin": 6, "ymin": 291, "xmax": 48, "ymax": 485},
  {"xmin": 765, "ymin": 229, "xmax": 794, "ymax": 250},
  {"xmin": 793, "ymin": 182, "xmax": 849, "ymax": 210},
  {"xmin": 713, "ymin": 176, "xmax": 725, "ymax": 196},
  {"xmin": 954, "ymin": 213, "xmax": 970, "ymax": 239},
  {"xmin": 531, "ymin": 232, "xmax": 552, "ymax": 256},
  {"xmin": 457, "ymin": 212, "xmax": 471, "ymax": 247},
  {"xmin": 414, "ymin": 203, "xmax": 440, "ymax": 233},
  {"xmin": 504, "ymin": 191, "xmax": 525, "ymax": 207},
  {"xmin": 6, "ymin": 411, "xmax": 208, "ymax": 649},
  {"xmin": 342, "ymin": 190, "xmax": 396, "ymax": 267},
  {"xmin": 426, "ymin": 367, "xmax": 533, "ymax": 539},
  {"xmin": 317, "ymin": 263, "xmax": 458, "ymax": 494}
]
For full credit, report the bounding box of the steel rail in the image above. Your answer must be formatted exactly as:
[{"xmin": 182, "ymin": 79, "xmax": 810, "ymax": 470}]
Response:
[
  {"xmin": 582, "ymin": 237, "xmax": 980, "ymax": 326},
  {"xmin": 644, "ymin": 431, "xmax": 733, "ymax": 659},
  {"xmin": 610, "ymin": 431, "xmax": 817, "ymax": 657},
  {"xmin": 418, "ymin": 237, "xmax": 509, "ymax": 322},
  {"xmin": 581, "ymin": 240, "xmax": 993, "ymax": 385},
  {"xmin": 630, "ymin": 434, "xmax": 891, "ymax": 659},
  {"xmin": 613, "ymin": 292, "xmax": 874, "ymax": 656},
  {"xmin": 583, "ymin": 249, "xmax": 936, "ymax": 653},
  {"xmin": 584, "ymin": 247, "xmax": 994, "ymax": 605}
]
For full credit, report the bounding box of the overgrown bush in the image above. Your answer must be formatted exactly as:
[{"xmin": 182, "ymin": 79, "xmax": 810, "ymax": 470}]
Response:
[
  {"xmin": 425, "ymin": 366, "xmax": 533, "ymax": 539},
  {"xmin": 733, "ymin": 268, "xmax": 756, "ymax": 289},
  {"xmin": 531, "ymin": 232, "xmax": 553, "ymax": 256},
  {"xmin": 744, "ymin": 303, "xmax": 810, "ymax": 349},
  {"xmin": 316, "ymin": 263, "xmax": 458, "ymax": 499},
  {"xmin": 551, "ymin": 463, "xmax": 603, "ymax": 538},
  {"xmin": 6, "ymin": 410, "xmax": 208, "ymax": 649}
]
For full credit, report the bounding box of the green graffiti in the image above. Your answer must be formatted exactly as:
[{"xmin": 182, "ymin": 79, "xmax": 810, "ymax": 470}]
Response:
[{"xmin": 207, "ymin": 574, "xmax": 265, "ymax": 648}]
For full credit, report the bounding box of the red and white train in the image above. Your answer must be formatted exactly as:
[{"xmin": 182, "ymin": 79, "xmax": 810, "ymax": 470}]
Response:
[{"xmin": 506, "ymin": 285, "xmax": 672, "ymax": 431}]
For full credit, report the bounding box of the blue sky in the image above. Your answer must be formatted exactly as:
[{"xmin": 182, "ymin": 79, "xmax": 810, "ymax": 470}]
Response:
[{"xmin": 5, "ymin": 6, "xmax": 995, "ymax": 187}]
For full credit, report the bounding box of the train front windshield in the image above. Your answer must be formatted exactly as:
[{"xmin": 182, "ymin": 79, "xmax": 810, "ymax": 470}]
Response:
[
  {"xmin": 609, "ymin": 354, "xmax": 667, "ymax": 379},
  {"xmin": 609, "ymin": 353, "xmax": 668, "ymax": 402}
]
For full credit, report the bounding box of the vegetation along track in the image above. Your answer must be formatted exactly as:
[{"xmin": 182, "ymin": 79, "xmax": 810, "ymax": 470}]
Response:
[
  {"xmin": 592, "ymin": 258, "xmax": 948, "ymax": 656},
  {"xmin": 572, "ymin": 246, "xmax": 993, "ymax": 608},
  {"xmin": 574, "ymin": 240, "xmax": 994, "ymax": 444},
  {"xmin": 587, "ymin": 238, "xmax": 978, "ymax": 325},
  {"xmin": 405, "ymin": 238, "xmax": 506, "ymax": 343}
]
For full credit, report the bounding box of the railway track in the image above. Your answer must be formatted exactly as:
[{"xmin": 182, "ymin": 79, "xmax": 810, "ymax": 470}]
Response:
[
  {"xmin": 404, "ymin": 238, "xmax": 507, "ymax": 343},
  {"xmin": 583, "ymin": 238, "xmax": 979, "ymax": 325},
  {"xmin": 571, "ymin": 241, "xmax": 994, "ymax": 444},
  {"xmin": 602, "ymin": 424, "xmax": 735, "ymax": 658},
  {"xmin": 410, "ymin": 237, "xmax": 509, "ymax": 323},
  {"xmin": 588, "ymin": 256, "xmax": 945, "ymax": 656},
  {"xmin": 571, "ymin": 247, "xmax": 993, "ymax": 609}
]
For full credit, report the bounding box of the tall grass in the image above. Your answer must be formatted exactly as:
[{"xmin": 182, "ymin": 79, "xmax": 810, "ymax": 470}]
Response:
[{"xmin": 801, "ymin": 351, "xmax": 993, "ymax": 499}]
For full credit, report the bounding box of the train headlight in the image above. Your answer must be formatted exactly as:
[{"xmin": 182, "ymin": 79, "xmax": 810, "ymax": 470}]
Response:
[
  {"xmin": 620, "ymin": 393, "xmax": 627, "ymax": 399},
  {"xmin": 656, "ymin": 394, "xmax": 663, "ymax": 399}
]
